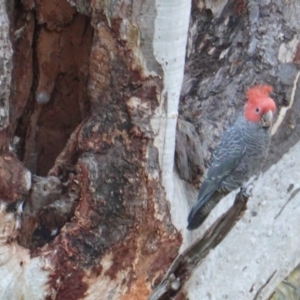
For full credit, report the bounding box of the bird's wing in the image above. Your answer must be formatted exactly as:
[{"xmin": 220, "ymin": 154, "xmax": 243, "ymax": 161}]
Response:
[{"xmin": 187, "ymin": 126, "xmax": 246, "ymax": 229}]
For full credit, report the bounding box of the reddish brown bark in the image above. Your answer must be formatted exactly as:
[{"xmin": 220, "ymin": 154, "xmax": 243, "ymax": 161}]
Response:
[{"xmin": 4, "ymin": 0, "xmax": 182, "ymax": 299}]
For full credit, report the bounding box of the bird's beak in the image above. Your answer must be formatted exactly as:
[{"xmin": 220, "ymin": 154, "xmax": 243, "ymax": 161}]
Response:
[{"xmin": 261, "ymin": 110, "xmax": 273, "ymax": 128}]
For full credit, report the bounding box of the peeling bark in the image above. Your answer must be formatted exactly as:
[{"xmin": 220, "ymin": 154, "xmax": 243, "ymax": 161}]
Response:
[
  {"xmin": 0, "ymin": 0, "xmax": 188, "ymax": 299},
  {"xmin": 0, "ymin": 0, "xmax": 299, "ymax": 299}
]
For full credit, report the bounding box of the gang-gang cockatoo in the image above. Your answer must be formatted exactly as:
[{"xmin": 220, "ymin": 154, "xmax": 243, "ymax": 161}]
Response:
[{"xmin": 187, "ymin": 85, "xmax": 276, "ymax": 230}]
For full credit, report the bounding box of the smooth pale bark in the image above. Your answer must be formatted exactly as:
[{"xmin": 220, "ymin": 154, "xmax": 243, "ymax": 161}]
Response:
[
  {"xmin": 185, "ymin": 140, "xmax": 300, "ymax": 299},
  {"xmin": 0, "ymin": 1, "xmax": 11, "ymax": 129}
]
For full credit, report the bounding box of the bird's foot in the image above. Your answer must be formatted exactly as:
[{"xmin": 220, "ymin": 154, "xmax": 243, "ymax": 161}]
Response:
[{"xmin": 241, "ymin": 183, "xmax": 254, "ymax": 198}]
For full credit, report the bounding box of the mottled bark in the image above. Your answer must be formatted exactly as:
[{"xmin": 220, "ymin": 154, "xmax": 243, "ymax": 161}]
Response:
[
  {"xmin": 0, "ymin": 0, "xmax": 188, "ymax": 299},
  {"xmin": 172, "ymin": 0, "xmax": 300, "ymax": 299},
  {"xmin": 176, "ymin": 0, "xmax": 300, "ymax": 185},
  {"xmin": 0, "ymin": 0, "xmax": 299, "ymax": 300}
]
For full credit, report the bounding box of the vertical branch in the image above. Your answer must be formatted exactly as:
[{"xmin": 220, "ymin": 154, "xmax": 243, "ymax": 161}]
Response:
[
  {"xmin": 152, "ymin": 0, "xmax": 191, "ymax": 226},
  {"xmin": 0, "ymin": 1, "xmax": 12, "ymax": 131}
]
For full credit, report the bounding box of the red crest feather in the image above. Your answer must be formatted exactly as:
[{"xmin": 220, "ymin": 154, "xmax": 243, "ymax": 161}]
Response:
[
  {"xmin": 246, "ymin": 85, "xmax": 273, "ymax": 104},
  {"xmin": 244, "ymin": 85, "xmax": 276, "ymax": 122}
]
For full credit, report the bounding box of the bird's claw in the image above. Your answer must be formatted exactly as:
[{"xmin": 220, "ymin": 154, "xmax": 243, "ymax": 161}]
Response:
[{"xmin": 241, "ymin": 184, "xmax": 254, "ymax": 197}]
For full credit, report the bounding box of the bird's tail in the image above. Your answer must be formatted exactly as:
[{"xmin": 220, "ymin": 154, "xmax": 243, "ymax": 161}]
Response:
[{"xmin": 187, "ymin": 192, "xmax": 223, "ymax": 230}]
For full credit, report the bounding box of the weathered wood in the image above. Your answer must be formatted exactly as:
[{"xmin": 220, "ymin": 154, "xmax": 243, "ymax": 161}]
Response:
[
  {"xmin": 0, "ymin": 0, "xmax": 189, "ymax": 299},
  {"xmin": 149, "ymin": 191, "xmax": 249, "ymax": 300},
  {"xmin": 176, "ymin": 0, "xmax": 300, "ymax": 184},
  {"xmin": 0, "ymin": 0, "xmax": 299, "ymax": 299}
]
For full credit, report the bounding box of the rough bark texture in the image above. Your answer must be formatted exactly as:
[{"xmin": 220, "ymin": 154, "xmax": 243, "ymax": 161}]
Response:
[
  {"xmin": 0, "ymin": 0, "xmax": 300, "ymax": 299},
  {"xmin": 171, "ymin": 0, "xmax": 300, "ymax": 299},
  {"xmin": 176, "ymin": 0, "xmax": 300, "ymax": 186},
  {"xmin": 0, "ymin": 0, "xmax": 188, "ymax": 299}
]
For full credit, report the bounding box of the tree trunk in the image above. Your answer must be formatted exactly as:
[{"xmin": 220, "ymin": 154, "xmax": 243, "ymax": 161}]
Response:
[{"xmin": 0, "ymin": 0, "xmax": 299, "ymax": 299}]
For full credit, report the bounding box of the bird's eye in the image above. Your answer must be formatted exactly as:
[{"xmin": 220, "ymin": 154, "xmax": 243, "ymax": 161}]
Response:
[{"xmin": 255, "ymin": 107, "xmax": 260, "ymax": 113}]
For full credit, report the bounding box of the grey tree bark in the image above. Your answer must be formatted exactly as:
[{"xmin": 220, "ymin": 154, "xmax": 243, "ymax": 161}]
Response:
[{"xmin": 0, "ymin": 0, "xmax": 299, "ymax": 300}]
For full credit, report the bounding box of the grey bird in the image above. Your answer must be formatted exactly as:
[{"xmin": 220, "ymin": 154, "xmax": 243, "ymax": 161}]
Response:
[{"xmin": 187, "ymin": 85, "xmax": 276, "ymax": 230}]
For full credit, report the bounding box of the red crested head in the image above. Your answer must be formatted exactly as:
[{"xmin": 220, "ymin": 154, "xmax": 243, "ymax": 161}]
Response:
[{"xmin": 244, "ymin": 85, "xmax": 276, "ymax": 124}]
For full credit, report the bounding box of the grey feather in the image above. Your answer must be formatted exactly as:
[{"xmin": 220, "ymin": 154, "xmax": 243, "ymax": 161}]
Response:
[{"xmin": 187, "ymin": 114, "xmax": 272, "ymax": 230}]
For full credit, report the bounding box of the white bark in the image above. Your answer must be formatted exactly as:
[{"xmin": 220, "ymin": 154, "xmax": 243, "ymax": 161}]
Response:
[
  {"xmin": 0, "ymin": 0, "xmax": 12, "ymax": 128},
  {"xmin": 184, "ymin": 139, "xmax": 300, "ymax": 299},
  {"xmin": 0, "ymin": 209, "xmax": 49, "ymax": 300},
  {"xmin": 152, "ymin": 0, "xmax": 191, "ymax": 208}
]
